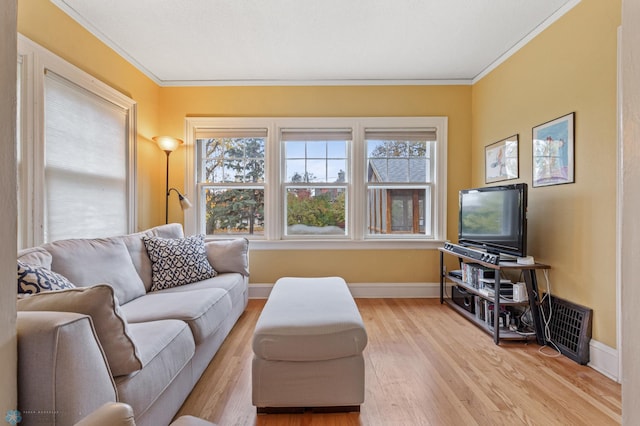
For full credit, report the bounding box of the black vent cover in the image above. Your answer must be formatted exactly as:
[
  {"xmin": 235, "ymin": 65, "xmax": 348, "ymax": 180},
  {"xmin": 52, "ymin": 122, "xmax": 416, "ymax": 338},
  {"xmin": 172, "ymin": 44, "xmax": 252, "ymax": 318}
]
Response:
[{"xmin": 540, "ymin": 294, "xmax": 593, "ymax": 365}]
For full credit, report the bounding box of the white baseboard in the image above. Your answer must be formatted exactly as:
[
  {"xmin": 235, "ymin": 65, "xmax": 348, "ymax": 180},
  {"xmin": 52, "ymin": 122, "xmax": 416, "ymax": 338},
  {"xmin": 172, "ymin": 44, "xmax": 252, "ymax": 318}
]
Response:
[
  {"xmin": 248, "ymin": 283, "xmax": 276, "ymax": 299},
  {"xmin": 249, "ymin": 281, "xmax": 441, "ymax": 299},
  {"xmin": 588, "ymin": 339, "xmax": 620, "ymax": 382},
  {"xmin": 249, "ymin": 282, "xmax": 620, "ymax": 382}
]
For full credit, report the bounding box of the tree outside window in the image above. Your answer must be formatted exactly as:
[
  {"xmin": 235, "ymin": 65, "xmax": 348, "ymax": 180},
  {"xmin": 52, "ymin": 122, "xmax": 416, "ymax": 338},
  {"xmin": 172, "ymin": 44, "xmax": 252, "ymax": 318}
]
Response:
[{"xmin": 199, "ymin": 137, "xmax": 265, "ymax": 236}]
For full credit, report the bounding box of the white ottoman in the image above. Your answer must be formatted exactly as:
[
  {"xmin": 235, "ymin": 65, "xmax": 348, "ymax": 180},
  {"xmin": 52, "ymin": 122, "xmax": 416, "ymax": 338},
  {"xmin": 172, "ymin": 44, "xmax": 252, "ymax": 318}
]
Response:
[{"xmin": 252, "ymin": 277, "xmax": 368, "ymax": 413}]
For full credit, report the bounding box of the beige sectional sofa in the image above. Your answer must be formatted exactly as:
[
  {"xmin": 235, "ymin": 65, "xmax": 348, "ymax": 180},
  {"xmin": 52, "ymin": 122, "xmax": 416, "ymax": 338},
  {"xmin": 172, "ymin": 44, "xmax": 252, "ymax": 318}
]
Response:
[{"xmin": 15, "ymin": 223, "xmax": 249, "ymax": 426}]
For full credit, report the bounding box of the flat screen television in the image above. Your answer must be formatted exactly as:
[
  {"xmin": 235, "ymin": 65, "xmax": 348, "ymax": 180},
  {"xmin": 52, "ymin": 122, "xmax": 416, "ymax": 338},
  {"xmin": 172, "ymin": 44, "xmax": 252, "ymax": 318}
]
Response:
[{"xmin": 458, "ymin": 183, "xmax": 528, "ymax": 258}]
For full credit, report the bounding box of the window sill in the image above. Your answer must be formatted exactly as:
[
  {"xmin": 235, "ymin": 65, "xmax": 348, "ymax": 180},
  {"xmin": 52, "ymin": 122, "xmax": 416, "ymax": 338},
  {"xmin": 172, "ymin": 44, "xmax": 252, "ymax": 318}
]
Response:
[{"xmin": 241, "ymin": 239, "xmax": 447, "ymax": 250}]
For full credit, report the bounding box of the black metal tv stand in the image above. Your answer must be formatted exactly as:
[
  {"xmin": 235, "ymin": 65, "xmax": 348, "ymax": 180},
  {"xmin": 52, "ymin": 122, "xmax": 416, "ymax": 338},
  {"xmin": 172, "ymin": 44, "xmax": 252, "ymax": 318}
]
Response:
[{"xmin": 439, "ymin": 246, "xmax": 549, "ymax": 345}]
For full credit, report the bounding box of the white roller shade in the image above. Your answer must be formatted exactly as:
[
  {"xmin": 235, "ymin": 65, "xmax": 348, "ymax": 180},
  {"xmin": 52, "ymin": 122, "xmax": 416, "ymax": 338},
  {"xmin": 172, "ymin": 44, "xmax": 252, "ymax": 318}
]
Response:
[
  {"xmin": 196, "ymin": 128, "xmax": 268, "ymax": 139},
  {"xmin": 364, "ymin": 128, "xmax": 437, "ymax": 141},
  {"xmin": 44, "ymin": 71, "xmax": 129, "ymax": 242},
  {"xmin": 281, "ymin": 129, "xmax": 352, "ymax": 141}
]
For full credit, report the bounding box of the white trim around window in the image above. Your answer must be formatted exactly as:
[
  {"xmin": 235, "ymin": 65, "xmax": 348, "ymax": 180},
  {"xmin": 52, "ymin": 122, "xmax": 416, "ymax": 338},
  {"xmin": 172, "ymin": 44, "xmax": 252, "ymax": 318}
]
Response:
[
  {"xmin": 17, "ymin": 34, "xmax": 137, "ymax": 247},
  {"xmin": 185, "ymin": 117, "xmax": 447, "ymax": 250}
]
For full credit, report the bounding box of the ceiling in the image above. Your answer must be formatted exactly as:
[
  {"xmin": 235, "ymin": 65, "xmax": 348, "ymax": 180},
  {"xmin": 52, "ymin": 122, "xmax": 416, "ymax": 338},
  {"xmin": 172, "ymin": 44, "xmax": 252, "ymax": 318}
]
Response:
[{"xmin": 51, "ymin": 0, "xmax": 577, "ymax": 86}]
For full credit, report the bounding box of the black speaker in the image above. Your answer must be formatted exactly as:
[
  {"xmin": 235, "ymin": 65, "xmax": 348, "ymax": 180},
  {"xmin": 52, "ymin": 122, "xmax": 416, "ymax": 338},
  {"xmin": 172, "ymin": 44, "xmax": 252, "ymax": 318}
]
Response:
[{"xmin": 452, "ymin": 286, "xmax": 475, "ymax": 314}]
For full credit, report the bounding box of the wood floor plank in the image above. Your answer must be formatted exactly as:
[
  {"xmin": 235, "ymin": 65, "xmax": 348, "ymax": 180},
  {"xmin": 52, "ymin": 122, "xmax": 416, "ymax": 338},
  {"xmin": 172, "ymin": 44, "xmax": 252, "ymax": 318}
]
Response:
[{"xmin": 175, "ymin": 298, "xmax": 621, "ymax": 425}]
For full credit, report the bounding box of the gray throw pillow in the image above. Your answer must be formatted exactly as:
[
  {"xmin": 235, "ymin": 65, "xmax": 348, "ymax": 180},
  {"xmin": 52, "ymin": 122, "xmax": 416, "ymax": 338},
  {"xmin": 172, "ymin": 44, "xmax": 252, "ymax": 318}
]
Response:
[
  {"xmin": 143, "ymin": 234, "xmax": 217, "ymax": 291},
  {"xmin": 205, "ymin": 238, "xmax": 249, "ymax": 276}
]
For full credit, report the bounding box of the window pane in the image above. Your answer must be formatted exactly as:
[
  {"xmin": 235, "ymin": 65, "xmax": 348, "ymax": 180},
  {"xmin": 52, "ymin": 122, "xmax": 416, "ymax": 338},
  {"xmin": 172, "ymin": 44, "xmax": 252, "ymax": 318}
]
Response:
[
  {"xmin": 285, "ymin": 139, "xmax": 347, "ymax": 183},
  {"xmin": 246, "ymin": 159, "xmax": 266, "ymax": 183},
  {"xmin": 409, "ymin": 141, "xmax": 428, "ymax": 157},
  {"xmin": 367, "ymin": 187, "xmax": 431, "ymax": 236},
  {"xmin": 285, "ymin": 141, "xmax": 305, "ymax": 158},
  {"xmin": 203, "ymin": 159, "xmax": 224, "ymax": 182},
  {"xmin": 306, "ymin": 159, "xmax": 325, "ymax": 182},
  {"xmin": 286, "ymin": 187, "xmax": 346, "ymax": 236},
  {"xmin": 367, "ymin": 139, "xmax": 432, "ymax": 183},
  {"xmin": 199, "ymin": 137, "xmax": 265, "ymax": 183},
  {"xmin": 390, "ymin": 141, "xmax": 409, "ymax": 157},
  {"xmin": 306, "ymin": 141, "xmax": 326, "ymax": 158},
  {"xmin": 328, "ymin": 160, "xmax": 346, "ymax": 182},
  {"xmin": 204, "ymin": 188, "xmax": 264, "ymax": 236},
  {"xmin": 368, "ymin": 140, "xmax": 386, "ymax": 158},
  {"xmin": 286, "ymin": 159, "xmax": 307, "ymax": 182},
  {"xmin": 206, "ymin": 139, "xmax": 224, "ymax": 158},
  {"xmin": 224, "ymin": 163, "xmax": 243, "ymax": 182},
  {"xmin": 327, "ymin": 141, "xmax": 346, "ymax": 158}
]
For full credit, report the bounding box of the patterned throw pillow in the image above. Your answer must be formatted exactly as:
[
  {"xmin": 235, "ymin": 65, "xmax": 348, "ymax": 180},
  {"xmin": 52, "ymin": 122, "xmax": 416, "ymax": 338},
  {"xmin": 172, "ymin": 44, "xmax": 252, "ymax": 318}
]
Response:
[
  {"xmin": 143, "ymin": 234, "xmax": 217, "ymax": 291},
  {"xmin": 17, "ymin": 260, "xmax": 76, "ymax": 295}
]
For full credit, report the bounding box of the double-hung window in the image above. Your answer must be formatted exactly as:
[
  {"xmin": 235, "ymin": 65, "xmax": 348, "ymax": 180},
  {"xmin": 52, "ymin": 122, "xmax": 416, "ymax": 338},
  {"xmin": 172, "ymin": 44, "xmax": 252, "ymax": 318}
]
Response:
[
  {"xmin": 365, "ymin": 129, "xmax": 436, "ymax": 238},
  {"xmin": 186, "ymin": 117, "xmax": 447, "ymax": 248},
  {"xmin": 282, "ymin": 129, "xmax": 350, "ymax": 238},
  {"xmin": 195, "ymin": 129, "xmax": 267, "ymax": 236}
]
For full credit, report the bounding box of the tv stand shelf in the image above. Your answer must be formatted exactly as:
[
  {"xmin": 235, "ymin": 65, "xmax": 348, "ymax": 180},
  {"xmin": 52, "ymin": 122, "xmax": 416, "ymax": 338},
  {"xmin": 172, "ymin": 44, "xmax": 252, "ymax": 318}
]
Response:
[{"xmin": 439, "ymin": 247, "xmax": 549, "ymax": 345}]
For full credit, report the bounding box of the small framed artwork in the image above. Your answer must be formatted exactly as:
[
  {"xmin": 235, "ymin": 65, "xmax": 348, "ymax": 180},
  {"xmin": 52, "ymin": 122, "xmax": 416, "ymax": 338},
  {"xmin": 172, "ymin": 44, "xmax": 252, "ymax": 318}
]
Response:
[
  {"xmin": 485, "ymin": 134, "xmax": 519, "ymax": 183},
  {"xmin": 532, "ymin": 112, "xmax": 575, "ymax": 187}
]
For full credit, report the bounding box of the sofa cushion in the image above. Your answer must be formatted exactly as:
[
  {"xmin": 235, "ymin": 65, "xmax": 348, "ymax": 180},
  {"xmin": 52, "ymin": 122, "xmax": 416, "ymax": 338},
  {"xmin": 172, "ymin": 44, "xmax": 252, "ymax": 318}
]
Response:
[
  {"xmin": 115, "ymin": 319, "xmax": 194, "ymax": 419},
  {"xmin": 43, "ymin": 238, "xmax": 146, "ymax": 304},
  {"xmin": 156, "ymin": 273, "xmax": 246, "ymax": 308},
  {"xmin": 121, "ymin": 288, "xmax": 232, "ymax": 344},
  {"xmin": 205, "ymin": 238, "xmax": 249, "ymax": 276},
  {"xmin": 143, "ymin": 235, "xmax": 217, "ymax": 291},
  {"xmin": 17, "ymin": 260, "xmax": 75, "ymax": 295},
  {"xmin": 17, "ymin": 284, "xmax": 143, "ymax": 376},
  {"xmin": 17, "ymin": 247, "xmax": 53, "ymax": 269}
]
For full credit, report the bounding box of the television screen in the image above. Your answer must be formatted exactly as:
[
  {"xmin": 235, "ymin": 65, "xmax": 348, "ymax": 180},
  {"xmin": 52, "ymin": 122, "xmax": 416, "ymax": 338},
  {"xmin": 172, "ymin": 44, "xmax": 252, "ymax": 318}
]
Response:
[{"xmin": 458, "ymin": 183, "xmax": 527, "ymax": 258}]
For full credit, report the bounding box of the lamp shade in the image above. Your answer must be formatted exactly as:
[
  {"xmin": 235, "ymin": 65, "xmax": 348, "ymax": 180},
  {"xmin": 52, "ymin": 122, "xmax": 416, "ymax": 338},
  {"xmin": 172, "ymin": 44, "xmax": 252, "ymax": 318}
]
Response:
[
  {"xmin": 178, "ymin": 194, "xmax": 192, "ymax": 210},
  {"xmin": 168, "ymin": 187, "xmax": 192, "ymax": 211},
  {"xmin": 153, "ymin": 136, "xmax": 183, "ymax": 153}
]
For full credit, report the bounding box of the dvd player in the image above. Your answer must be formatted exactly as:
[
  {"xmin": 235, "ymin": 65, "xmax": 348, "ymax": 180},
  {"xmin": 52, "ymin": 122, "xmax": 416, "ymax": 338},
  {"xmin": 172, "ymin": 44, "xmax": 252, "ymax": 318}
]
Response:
[{"xmin": 442, "ymin": 242, "xmax": 500, "ymax": 265}]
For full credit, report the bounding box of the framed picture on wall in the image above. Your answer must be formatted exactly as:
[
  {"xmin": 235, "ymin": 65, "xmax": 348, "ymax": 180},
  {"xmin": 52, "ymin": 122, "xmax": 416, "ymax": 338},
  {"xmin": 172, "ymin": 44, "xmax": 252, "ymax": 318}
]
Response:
[
  {"xmin": 532, "ymin": 112, "xmax": 575, "ymax": 187},
  {"xmin": 485, "ymin": 134, "xmax": 519, "ymax": 183}
]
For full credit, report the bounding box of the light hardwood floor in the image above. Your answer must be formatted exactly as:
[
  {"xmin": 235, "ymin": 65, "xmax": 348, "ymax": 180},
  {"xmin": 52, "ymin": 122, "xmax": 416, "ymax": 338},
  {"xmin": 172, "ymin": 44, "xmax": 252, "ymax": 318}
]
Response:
[{"xmin": 175, "ymin": 298, "xmax": 621, "ymax": 425}]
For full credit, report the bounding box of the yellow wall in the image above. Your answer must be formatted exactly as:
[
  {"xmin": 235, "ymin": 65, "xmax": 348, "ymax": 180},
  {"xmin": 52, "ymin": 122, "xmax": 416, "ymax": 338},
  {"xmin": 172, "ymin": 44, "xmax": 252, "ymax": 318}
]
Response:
[
  {"xmin": 471, "ymin": 0, "xmax": 620, "ymax": 346},
  {"xmin": 159, "ymin": 85, "xmax": 472, "ymax": 283}
]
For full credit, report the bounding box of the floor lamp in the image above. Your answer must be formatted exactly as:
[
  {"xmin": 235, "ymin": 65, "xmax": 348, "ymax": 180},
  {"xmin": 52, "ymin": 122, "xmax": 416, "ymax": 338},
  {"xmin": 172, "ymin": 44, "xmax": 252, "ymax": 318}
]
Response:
[{"xmin": 153, "ymin": 136, "xmax": 191, "ymax": 223}]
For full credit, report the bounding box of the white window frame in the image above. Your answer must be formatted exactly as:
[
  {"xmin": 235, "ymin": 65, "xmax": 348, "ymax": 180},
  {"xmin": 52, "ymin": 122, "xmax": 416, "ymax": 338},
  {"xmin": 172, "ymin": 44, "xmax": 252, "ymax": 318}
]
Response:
[
  {"xmin": 17, "ymin": 35, "xmax": 137, "ymax": 247},
  {"xmin": 281, "ymin": 127, "xmax": 351, "ymax": 240},
  {"xmin": 185, "ymin": 117, "xmax": 447, "ymax": 250},
  {"xmin": 194, "ymin": 128, "xmax": 268, "ymax": 237}
]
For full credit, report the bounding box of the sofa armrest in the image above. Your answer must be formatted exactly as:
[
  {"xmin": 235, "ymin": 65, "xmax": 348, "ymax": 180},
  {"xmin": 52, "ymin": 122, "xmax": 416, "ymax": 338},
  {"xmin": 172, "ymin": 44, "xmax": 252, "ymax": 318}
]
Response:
[
  {"xmin": 17, "ymin": 311, "xmax": 118, "ymax": 425},
  {"xmin": 74, "ymin": 402, "xmax": 135, "ymax": 426},
  {"xmin": 73, "ymin": 402, "xmax": 217, "ymax": 426}
]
